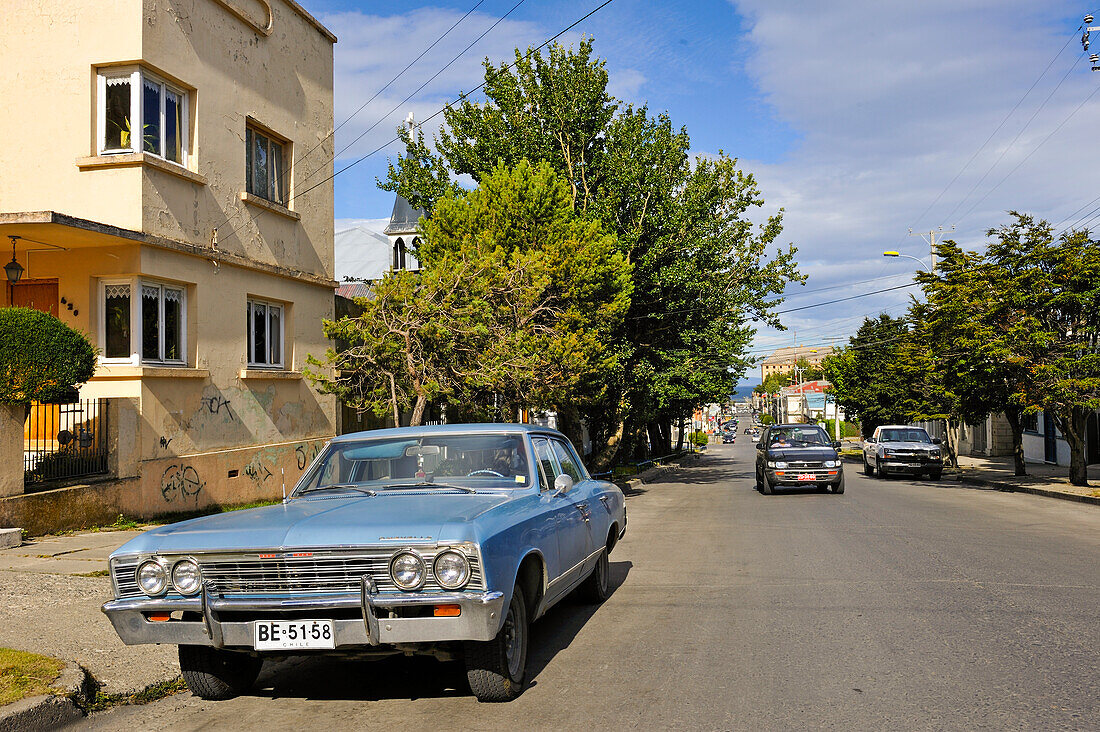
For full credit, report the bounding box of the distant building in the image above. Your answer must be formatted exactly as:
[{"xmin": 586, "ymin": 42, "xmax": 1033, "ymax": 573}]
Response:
[{"xmin": 760, "ymin": 345, "xmax": 835, "ymax": 383}]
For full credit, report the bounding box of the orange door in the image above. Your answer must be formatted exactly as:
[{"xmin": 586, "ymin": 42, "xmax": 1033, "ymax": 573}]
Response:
[{"xmin": 10, "ymin": 279, "xmax": 59, "ymax": 316}]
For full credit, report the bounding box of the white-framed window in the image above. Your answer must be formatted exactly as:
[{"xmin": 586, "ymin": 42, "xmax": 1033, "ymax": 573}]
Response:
[
  {"xmin": 99, "ymin": 278, "xmax": 187, "ymax": 365},
  {"xmin": 247, "ymin": 298, "xmax": 284, "ymax": 368},
  {"xmin": 245, "ymin": 124, "xmax": 288, "ymax": 206},
  {"xmin": 97, "ymin": 68, "xmax": 188, "ymax": 165}
]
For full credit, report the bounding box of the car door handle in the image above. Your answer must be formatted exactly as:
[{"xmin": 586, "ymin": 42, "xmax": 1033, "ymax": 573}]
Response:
[
  {"xmin": 575, "ymin": 503, "xmax": 591, "ymax": 522},
  {"xmin": 599, "ymin": 496, "xmax": 610, "ymax": 505}
]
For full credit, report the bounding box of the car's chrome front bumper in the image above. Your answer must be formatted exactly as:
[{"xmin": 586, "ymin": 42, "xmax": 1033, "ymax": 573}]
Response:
[
  {"xmin": 102, "ymin": 579, "xmax": 505, "ymax": 649},
  {"xmin": 767, "ymin": 468, "xmax": 842, "ymax": 485}
]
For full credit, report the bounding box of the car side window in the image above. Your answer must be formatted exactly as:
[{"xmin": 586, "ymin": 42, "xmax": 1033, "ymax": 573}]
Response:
[
  {"xmin": 550, "ymin": 440, "xmax": 582, "ymax": 483},
  {"xmin": 532, "ymin": 438, "xmax": 557, "ymax": 491}
]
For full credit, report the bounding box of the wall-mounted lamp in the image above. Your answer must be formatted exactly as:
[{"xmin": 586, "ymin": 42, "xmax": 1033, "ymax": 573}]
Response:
[{"xmin": 5, "ymin": 236, "xmax": 24, "ymax": 284}]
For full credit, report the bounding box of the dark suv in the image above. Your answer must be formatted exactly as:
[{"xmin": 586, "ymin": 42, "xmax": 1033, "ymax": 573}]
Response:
[{"xmin": 754, "ymin": 423, "xmax": 845, "ymax": 495}]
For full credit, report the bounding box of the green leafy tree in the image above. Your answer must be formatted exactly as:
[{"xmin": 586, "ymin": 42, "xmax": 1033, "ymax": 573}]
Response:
[
  {"xmin": 383, "ymin": 39, "xmax": 801, "ymax": 464},
  {"xmin": 981, "ymin": 213, "xmax": 1100, "ymax": 486},
  {"xmin": 0, "ymin": 308, "xmax": 97, "ymax": 404},
  {"xmin": 912, "ymin": 238, "xmax": 1031, "ymax": 475},
  {"xmin": 311, "ymin": 160, "xmax": 631, "ymax": 427},
  {"xmin": 821, "ymin": 315, "xmax": 926, "ymax": 437}
]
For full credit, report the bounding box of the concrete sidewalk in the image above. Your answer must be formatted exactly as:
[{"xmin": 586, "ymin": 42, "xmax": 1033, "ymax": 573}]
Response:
[{"xmin": 0, "ymin": 528, "xmax": 179, "ymax": 697}]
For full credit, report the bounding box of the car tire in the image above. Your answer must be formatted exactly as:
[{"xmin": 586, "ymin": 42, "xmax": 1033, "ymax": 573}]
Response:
[
  {"xmin": 832, "ymin": 471, "xmax": 846, "ymax": 494},
  {"xmin": 465, "ymin": 588, "xmax": 528, "ymax": 702},
  {"xmin": 863, "ymin": 455, "xmax": 874, "ymax": 476},
  {"xmin": 762, "ymin": 472, "xmax": 775, "ymax": 495},
  {"xmin": 928, "ymin": 470, "xmax": 942, "ymax": 481},
  {"xmin": 577, "ymin": 547, "xmax": 610, "ymax": 603},
  {"xmin": 178, "ymin": 645, "xmax": 262, "ymax": 701},
  {"xmin": 875, "ymin": 457, "xmax": 887, "ymax": 479},
  {"xmin": 754, "ymin": 466, "xmax": 763, "ymax": 491}
]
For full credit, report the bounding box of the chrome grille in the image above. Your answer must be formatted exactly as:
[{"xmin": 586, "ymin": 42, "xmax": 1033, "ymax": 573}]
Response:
[
  {"xmin": 786, "ymin": 460, "xmax": 824, "ymax": 469},
  {"xmin": 111, "ymin": 548, "xmax": 484, "ymax": 598}
]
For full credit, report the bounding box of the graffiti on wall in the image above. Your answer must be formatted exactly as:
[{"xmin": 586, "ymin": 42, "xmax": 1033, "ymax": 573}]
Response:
[
  {"xmin": 296, "ymin": 442, "xmax": 322, "ymax": 470},
  {"xmin": 244, "ymin": 455, "xmax": 274, "ymax": 484},
  {"xmin": 199, "ymin": 395, "xmax": 235, "ymax": 421},
  {"xmin": 161, "ymin": 464, "xmax": 205, "ymax": 502}
]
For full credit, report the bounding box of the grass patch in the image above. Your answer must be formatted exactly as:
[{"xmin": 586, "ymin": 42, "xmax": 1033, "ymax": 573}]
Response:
[
  {"xmin": 84, "ymin": 678, "xmax": 188, "ymax": 713},
  {"xmin": 89, "ymin": 514, "xmax": 145, "ymax": 533},
  {"xmin": 73, "ymin": 569, "xmax": 110, "ymax": 578},
  {"xmin": 0, "ymin": 648, "xmax": 65, "ymax": 706},
  {"xmin": 222, "ymin": 498, "xmax": 282, "ymax": 512}
]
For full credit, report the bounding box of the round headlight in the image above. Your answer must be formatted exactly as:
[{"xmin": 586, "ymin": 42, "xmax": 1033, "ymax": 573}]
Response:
[
  {"xmin": 171, "ymin": 559, "xmax": 202, "ymax": 596},
  {"xmin": 774, "ymin": 461, "xmax": 788, "ymax": 469},
  {"xmin": 433, "ymin": 550, "xmax": 470, "ymax": 590},
  {"xmin": 390, "ymin": 552, "xmax": 426, "ymax": 591},
  {"xmin": 136, "ymin": 560, "xmax": 167, "ymax": 596}
]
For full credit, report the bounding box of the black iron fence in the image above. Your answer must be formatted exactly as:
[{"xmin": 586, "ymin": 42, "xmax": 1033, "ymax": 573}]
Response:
[{"xmin": 24, "ymin": 399, "xmax": 110, "ymax": 487}]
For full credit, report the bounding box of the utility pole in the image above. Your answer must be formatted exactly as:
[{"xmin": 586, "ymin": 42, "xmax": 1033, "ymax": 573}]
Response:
[{"xmin": 907, "ymin": 226, "xmax": 953, "ymax": 273}]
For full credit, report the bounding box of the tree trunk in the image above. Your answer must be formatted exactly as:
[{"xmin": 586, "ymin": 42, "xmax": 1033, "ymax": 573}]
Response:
[
  {"xmin": 647, "ymin": 421, "xmax": 670, "ymax": 456},
  {"xmin": 589, "ymin": 418, "xmax": 625, "ymax": 472},
  {"xmin": 1003, "ymin": 407, "xmax": 1027, "ymax": 477},
  {"xmin": 1055, "ymin": 406, "xmax": 1090, "ymax": 487},
  {"xmin": 942, "ymin": 418, "xmax": 959, "ymax": 468},
  {"xmin": 556, "ymin": 405, "xmax": 586, "ymax": 456},
  {"xmin": 388, "ymin": 373, "xmax": 400, "ymax": 428},
  {"xmin": 674, "ymin": 416, "xmax": 685, "ymax": 452},
  {"xmin": 410, "ymin": 394, "xmax": 427, "ymax": 427}
]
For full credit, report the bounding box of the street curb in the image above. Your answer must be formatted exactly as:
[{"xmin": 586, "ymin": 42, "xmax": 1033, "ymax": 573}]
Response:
[
  {"xmin": 955, "ymin": 475, "xmax": 1100, "ymax": 506},
  {"xmin": 617, "ymin": 453, "xmax": 701, "ymax": 494},
  {"xmin": 0, "ymin": 662, "xmax": 94, "ymax": 732},
  {"xmin": 841, "ymin": 452, "xmax": 1099, "ymax": 506}
]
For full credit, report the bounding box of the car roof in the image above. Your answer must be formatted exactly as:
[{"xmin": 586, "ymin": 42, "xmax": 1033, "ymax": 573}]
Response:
[
  {"xmin": 331, "ymin": 423, "xmax": 565, "ymax": 443},
  {"xmin": 876, "ymin": 425, "xmax": 923, "ymax": 430},
  {"xmin": 771, "ymin": 423, "xmax": 826, "ymax": 429}
]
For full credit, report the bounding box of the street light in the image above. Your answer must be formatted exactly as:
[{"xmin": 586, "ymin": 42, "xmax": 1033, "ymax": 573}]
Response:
[
  {"xmin": 4, "ymin": 236, "xmax": 24, "ymax": 284},
  {"xmin": 882, "ymin": 250, "xmax": 931, "ymax": 272}
]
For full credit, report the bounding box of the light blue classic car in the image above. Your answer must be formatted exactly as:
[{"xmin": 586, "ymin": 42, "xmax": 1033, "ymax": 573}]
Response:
[{"xmin": 102, "ymin": 424, "xmax": 626, "ymax": 702}]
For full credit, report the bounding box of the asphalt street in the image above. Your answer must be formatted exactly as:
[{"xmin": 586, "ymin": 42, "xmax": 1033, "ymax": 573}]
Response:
[{"xmin": 74, "ymin": 438, "xmax": 1100, "ymax": 730}]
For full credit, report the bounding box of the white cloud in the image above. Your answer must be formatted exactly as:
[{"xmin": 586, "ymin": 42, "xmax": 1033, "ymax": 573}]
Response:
[
  {"xmin": 728, "ymin": 0, "xmax": 1098, "ymax": 354},
  {"xmin": 321, "ymin": 8, "xmax": 545, "ymax": 162}
]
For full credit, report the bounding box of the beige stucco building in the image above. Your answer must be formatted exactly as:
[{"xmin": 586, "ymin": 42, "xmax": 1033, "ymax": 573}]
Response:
[
  {"xmin": 759, "ymin": 345, "xmax": 835, "ymax": 383},
  {"xmin": 0, "ymin": 0, "xmax": 338, "ymax": 520}
]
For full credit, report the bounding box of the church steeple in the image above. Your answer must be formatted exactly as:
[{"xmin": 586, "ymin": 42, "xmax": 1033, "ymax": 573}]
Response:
[{"xmin": 385, "ymin": 113, "xmax": 425, "ymax": 271}]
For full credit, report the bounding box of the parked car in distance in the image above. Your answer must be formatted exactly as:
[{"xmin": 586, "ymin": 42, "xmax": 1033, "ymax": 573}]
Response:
[
  {"xmin": 862, "ymin": 425, "xmax": 943, "ymax": 480},
  {"xmin": 102, "ymin": 425, "xmax": 626, "ymax": 703},
  {"xmin": 754, "ymin": 424, "xmax": 845, "ymax": 495}
]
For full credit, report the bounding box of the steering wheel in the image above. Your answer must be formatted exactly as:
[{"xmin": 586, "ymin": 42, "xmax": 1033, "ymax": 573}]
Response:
[{"xmin": 466, "ymin": 469, "xmax": 504, "ymax": 477}]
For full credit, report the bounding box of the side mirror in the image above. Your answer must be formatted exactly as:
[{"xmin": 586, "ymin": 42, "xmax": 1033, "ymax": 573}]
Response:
[
  {"xmin": 932, "ymin": 438, "xmax": 942, "ymax": 445},
  {"xmin": 865, "ymin": 437, "xmax": 875, "ymax": 444},
  {"xmin": 832, "ymin": 441, "xmax": 842, "ymax": 450},
  {"xmin": 554, "ymin": 474, "xmax": 574, "ymax": 494}
]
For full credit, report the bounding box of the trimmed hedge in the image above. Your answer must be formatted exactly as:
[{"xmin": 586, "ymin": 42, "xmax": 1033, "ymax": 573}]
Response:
[{"xmin": 0, "ymin": 307, "xmax": 97, "ymax": 404}]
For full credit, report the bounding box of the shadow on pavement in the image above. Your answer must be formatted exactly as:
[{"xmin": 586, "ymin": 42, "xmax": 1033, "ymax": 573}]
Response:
[{"xmin": 245, "ymin": 561, "xmax": 632, "ymax": 703}]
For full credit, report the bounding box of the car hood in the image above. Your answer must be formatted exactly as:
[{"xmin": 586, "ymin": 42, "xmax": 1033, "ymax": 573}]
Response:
[
  {"xmin": 113, "ymin": 491, "xmax": 513, "ymax": 556},
  {"xmin": 878, "ymin": 441, "xmax": 938, "ymax": 451},
  {"xmin": 767, "ymin": 446, "xmax": 838, "ymax": 461}
]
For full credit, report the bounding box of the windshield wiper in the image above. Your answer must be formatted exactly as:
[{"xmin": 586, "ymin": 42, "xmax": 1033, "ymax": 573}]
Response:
[
  {"xmin": 297, "ymin": 483, "xmax": 377, "ymax": 497},
  {"xmin": 394, "ymin": 481, "xmax": 476, "ymax": 494}
]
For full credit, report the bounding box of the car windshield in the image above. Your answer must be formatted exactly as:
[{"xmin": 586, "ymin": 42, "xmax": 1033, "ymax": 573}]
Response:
[
  {"xmin": 294, "ymin": 433, "xmax": 533, "ymax": 495},
  {"xmin": 769, "ymin": 426, "xmax": 829, "ymax": 446},
  {"xmin": 879, "ymin": 429, "xmax": 931, "ymax": 443}
]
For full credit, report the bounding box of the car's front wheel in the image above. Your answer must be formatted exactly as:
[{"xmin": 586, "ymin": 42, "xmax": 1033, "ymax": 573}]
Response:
[
  {"xmin": 863, "ymin": 455, "xmax": 874, "ymax": 476},
  {"xmin": 465, "ymin": 588, "xmax": 528, "ymax": 702},
  {"xmin": 178, "ymin": 645, "xmax": 262, "ymax": 701},
  {"xmin": 875, "ymin": 457, "xmax": 887, "ymax": 479},
  {"xmin": 762, "ymin": 471, "xmax": 776, "ymax": 495},
  {"xmin": 831, "ymin": 470, "xmax": 846, "ymax": 494}
]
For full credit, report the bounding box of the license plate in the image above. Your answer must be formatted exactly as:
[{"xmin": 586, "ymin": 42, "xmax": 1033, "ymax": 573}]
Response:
[
  {"xmin": 797, "ymin": 473, "xmax": 816, "ymax": 481},
  {"xmin": 254, "ymin": 619, "xmax": 335, "ymax": 650},
  {"xmin": 908, "ymin": 463, "xmax": 922, "ymax": 468}
]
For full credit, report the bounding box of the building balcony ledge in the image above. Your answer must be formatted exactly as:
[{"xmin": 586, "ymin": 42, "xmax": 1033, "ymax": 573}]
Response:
[
  {"xmin": 240, "ymin": 192, "xmax": 301, "ymax": 221},
  {"xmin": 76, "ymin": 153, "xmax": 207, "ymax": 186},
  {"xmin": 92, "ymin": 364, "xmax": 211, "ymax": 379},
  {"xmin": 238, "ymin": 369, "xmax": 303, "ymax": 380}
]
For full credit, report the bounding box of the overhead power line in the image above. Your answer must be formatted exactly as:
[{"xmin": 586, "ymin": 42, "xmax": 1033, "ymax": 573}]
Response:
[
  {"xmin": 773, "ymin": 283, "xmax": 919, "ymax": 315},
  {"xmin": 216, "ymin": 0, "xmax": 616, "ymax": 246}
]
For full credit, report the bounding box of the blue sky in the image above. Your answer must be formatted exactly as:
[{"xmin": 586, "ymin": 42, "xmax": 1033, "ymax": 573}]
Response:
[{"xmin": 308, "ymin": 1, "xmax": 1099, "ymax": 384}]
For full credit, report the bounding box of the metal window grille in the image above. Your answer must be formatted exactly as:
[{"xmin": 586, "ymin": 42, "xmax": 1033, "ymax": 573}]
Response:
[{"xmin": 24, "ymin": 399, "xmax": 111, "ymax": 488}]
